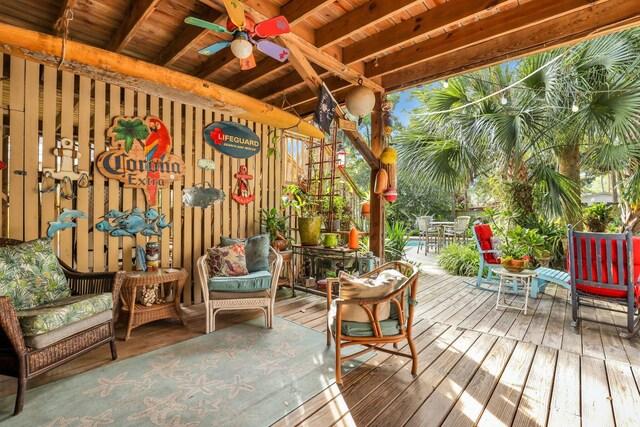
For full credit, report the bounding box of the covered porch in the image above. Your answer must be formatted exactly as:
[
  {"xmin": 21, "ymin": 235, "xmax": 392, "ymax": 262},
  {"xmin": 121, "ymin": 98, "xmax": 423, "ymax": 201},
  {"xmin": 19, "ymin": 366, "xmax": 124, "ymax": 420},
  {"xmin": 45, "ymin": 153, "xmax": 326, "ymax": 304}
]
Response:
[{"xmin": 1, "ymin": 0, "xmax": 640, "ymax": 425}]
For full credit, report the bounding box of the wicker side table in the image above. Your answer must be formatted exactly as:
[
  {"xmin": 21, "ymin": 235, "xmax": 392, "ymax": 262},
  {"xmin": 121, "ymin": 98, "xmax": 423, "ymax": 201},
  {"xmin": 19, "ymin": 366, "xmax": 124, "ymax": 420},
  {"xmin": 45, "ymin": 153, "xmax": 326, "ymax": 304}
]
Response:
[{"xmin": 121, "ymin": 268, "xmax": 188, "ymax": 340}]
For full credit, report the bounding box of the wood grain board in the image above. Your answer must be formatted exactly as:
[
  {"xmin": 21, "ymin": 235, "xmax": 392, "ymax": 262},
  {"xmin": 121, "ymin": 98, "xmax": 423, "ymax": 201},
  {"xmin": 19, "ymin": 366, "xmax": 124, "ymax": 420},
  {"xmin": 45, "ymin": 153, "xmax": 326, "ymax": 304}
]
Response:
[{"xmin": 0, "ymin": 55, "xmax": 298, "ymax": 305}]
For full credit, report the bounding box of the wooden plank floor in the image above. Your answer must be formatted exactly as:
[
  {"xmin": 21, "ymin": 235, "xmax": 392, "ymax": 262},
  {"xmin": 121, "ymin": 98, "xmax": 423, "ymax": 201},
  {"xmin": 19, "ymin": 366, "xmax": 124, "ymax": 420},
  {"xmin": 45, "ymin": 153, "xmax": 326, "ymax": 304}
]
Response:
[{"xmin": 2, "ymin": 247, "xmax": 640, "ymax": 426}]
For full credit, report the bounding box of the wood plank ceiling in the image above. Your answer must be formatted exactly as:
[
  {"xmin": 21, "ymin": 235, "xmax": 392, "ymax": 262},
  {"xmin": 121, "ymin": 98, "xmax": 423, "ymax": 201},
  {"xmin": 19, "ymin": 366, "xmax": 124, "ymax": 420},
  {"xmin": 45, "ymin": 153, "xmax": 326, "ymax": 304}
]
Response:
[{"xmin": 1, "ymin": 0, "xmax": 640, "ymax": 118}]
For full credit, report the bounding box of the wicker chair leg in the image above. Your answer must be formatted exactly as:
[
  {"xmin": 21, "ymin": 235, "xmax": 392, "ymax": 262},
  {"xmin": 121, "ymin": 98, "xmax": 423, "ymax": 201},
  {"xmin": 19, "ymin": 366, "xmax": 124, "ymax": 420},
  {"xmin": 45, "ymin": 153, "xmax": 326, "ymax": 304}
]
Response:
[
  {"xmin": 14, "ymin": 377, "xmax": 26, "ymax": 415},
  {"xmin": 109, "ymin": 338, "xmax": 118, "ymax": 360}
]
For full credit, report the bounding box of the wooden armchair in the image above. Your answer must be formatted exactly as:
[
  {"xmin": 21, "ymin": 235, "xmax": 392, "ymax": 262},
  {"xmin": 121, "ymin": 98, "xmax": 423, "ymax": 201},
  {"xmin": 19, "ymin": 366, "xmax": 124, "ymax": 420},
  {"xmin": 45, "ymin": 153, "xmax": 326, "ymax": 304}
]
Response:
[
  {"xmin": 326, "ymin": 261, "xmax": 419, "ymax": 384},
  {"xmin": 0, "ymin": 238, "xmax": 125, "ymax": 415}
]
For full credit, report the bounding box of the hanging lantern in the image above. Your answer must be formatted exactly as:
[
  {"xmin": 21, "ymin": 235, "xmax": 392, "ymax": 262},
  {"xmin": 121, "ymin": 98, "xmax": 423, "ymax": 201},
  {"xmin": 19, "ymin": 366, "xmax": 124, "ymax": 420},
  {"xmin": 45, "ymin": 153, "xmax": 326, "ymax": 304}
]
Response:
[
  {"xmin": 336, "ymin": 144, "xmax": 347, "ymax": 169},
  {"xmin": 345, "ymin": 79, "xmax": 375, "ymax": 117},
  {"xmin": 383, "ymin": 187, "xmax": 398, "ymax": 203}
]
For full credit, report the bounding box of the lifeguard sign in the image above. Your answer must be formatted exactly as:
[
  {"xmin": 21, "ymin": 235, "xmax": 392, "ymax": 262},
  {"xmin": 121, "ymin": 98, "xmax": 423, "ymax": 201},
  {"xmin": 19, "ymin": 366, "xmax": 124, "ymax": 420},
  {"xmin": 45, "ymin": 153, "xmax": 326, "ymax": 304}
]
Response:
[
  {"xmin": 204, "ymin": 121, "xmax": 261, "ymax": 159},
  {"xmin": 96, "ymin": 116, "xmax": 186, "ymax": 206}
]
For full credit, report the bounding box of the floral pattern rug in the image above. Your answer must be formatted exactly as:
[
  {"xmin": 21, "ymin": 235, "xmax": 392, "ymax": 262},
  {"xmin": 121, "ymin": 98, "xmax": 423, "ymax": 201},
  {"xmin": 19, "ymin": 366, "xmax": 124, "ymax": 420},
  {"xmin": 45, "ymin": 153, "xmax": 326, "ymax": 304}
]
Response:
[{"xmin": 0, "ymin": 317, "xmax": 371, "ymax": 426}]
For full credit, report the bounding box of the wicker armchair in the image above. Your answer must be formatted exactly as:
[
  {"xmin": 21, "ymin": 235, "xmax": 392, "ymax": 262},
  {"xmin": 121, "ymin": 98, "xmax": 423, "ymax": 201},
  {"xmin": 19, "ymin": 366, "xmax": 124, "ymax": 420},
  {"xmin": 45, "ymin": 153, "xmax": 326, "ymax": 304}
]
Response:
[
  {"xmin": 0, "ymin": 238, "xmax": 125, "ymax": 415},
  {"xmin": 197, "ymin": 247, "xmax": 283, "ymax": 333},
  {"xmin": 326, "ymin": 261, "xmax": 419, "ymax": 384}
]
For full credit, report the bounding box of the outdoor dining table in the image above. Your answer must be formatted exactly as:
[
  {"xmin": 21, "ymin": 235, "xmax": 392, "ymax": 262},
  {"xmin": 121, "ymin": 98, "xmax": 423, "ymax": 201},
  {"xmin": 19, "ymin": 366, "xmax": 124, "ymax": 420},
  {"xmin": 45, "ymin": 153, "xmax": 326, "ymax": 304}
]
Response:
[{"xmin": 430, "ymin": 221, "xmax": 455, "ymax": 249}]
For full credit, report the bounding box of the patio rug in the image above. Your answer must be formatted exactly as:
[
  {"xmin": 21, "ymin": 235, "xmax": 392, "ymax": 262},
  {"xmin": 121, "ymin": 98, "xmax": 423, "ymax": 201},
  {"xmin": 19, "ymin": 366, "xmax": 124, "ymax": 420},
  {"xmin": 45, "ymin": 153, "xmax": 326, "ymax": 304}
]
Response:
[{"xmin": 0, "ymin": 316, "xmax": 371, "ymax": 426}]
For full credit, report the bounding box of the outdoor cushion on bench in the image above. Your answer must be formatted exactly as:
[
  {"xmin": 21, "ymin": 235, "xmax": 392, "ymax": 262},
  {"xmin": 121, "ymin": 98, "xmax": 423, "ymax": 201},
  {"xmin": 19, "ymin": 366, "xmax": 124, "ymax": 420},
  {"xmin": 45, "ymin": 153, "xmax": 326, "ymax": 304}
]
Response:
[
  {"xmin": 16, "ymin": 293, "xmax": 113, "ymax": 336},
  {"xmin": 207, "ymin": 270, "xmax": 272, "ymax": 293}
]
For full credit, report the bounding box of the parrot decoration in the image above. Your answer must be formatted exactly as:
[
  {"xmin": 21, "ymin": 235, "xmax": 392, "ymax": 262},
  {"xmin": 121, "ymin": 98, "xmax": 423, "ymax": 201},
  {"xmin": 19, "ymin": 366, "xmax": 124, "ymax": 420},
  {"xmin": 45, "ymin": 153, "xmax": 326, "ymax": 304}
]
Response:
[
  {"xmin": 144, "ymin": 118, "xmax": 172, "ymax": 206},
  {"xmin": 97, "ymin": 116, "xmax": 186, "ymax": 207}
]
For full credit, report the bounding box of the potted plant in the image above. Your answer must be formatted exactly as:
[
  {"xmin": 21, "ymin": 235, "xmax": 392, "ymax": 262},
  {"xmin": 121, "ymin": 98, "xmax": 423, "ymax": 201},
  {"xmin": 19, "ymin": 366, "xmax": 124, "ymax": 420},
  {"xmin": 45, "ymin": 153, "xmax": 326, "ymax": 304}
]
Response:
[
  {"xmin": 583, "ymin": 202, "xmax": 612, "ymax": 232},
  {"xmin": 259, "ymin": 208, "xmax": 291, "ymax": 251},
  {"xmin": 500, "ymin": 226, "xmax": 549, "ymax": 272},
  {"xmin": 284, "ymin": 183, "xmax": 322, "ymax": 246}
]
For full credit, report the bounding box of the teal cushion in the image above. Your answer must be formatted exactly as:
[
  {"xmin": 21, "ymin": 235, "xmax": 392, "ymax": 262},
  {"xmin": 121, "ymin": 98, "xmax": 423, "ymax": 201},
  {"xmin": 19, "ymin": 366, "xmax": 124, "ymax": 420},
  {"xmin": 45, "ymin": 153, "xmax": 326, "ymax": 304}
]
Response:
[
  {"xmin": 0, "ymin": 238, "xmax": 70, "ymax": 310},
  {"xmin": 221, "ymin": 234, "xmax": 270, "ymax": 273},
  {"xmin": 328, "ymin": 301, "xmax": 403, "ymax": 337},
  {"xmin": 16, "ymin": 293, "xmax": 113, "ymax": 336},
  {"xmin": 207, "ymin": 270, "xmax": 272, "ymax": 293}
]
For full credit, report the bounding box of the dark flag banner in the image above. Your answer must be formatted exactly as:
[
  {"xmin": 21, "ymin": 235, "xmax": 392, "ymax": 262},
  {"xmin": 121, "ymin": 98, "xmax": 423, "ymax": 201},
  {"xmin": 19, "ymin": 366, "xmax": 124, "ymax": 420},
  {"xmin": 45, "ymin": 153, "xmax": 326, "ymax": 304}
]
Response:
[{"xmin": 314, "ymin": 84, "xmax": 337, "ymax": 134}]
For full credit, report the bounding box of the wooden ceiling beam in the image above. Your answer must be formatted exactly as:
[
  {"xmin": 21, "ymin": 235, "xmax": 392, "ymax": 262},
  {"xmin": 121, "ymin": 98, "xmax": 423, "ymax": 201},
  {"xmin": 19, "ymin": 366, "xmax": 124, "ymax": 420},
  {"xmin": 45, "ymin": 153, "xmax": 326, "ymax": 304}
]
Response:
[
  {"xmin": 282, "ymin": 0, "xmax": 335, "ymax": 26},
  {"xmin": 315, "ymin": 0, "xmax": 424, "ymax": 48},
  {"xmin": 250, "ymin": 63, "xmax": 325, "ymax": 101},
  {"xmin": 283, "ymin": 38, "xmax": 378, "ymax": 168},
  {"xmin": 342, "ymin": 0, "xmax": 512, "ymax": 64},
  {"xmin": 267, "ymin": 75, "xmax": 349, "ymax": 108},
  {"xmin": 153, "ymin": 6, "xmax": 222, "ymax": 67},
  {"xmin": 381, "ymin": 0, "xmax": 640, "ymax": 91},
  {"xmin": 193, "ymin": 50, "xmax": 237, "ymax": 80},
  {"xmin": 282, "ymin": 35, "xmax": 383, "ymax": 92},
  {"xmin": 0, "ymin": 22, "xmax": 324, "ymax": 138},
  {"xmin": 366, "ymin": 0, "xmax": 623, "ymax": 78},
  {"xmin": 107, "ymin": 0, "xmax": 161, "ymax": 53},
  {"xmin": 227, "ymin": 61, "xmax": 289, "ymax": 91}
]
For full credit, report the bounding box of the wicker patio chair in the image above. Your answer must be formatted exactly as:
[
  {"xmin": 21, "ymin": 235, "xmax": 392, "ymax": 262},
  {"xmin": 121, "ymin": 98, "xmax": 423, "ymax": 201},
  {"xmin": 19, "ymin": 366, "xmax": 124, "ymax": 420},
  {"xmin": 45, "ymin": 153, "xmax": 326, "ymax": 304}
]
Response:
[
  {"xmin": 0, "ymin": 238, "xmax": 125, "ymax": 415},
  {"xmin": 567, "ymin": 226, "xmax": 640, "ymax": 338},
  {"xmin": 326, "ymin": 261, "xmax": 419, "ymax": 384},
  {"xmin": 443, "ymin": 215, "xmax": 471, "ymax": 245},
  {"xmin": 416, "ymin": 216, "xmax": 439, "ymax": 253},
  {"xmin": 196, "ymin": 247, "xmax": 283, "ymax": 333}
]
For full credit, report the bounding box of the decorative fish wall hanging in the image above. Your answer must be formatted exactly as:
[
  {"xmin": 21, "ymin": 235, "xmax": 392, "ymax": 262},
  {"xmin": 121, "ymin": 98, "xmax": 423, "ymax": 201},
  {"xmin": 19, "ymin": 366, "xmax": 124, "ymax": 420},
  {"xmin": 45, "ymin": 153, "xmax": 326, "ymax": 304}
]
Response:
[
  {"xmin": 47, "ymin": 208, "xmax": 88, "ymax": 238},
  {"xmin": 182, "ymin": 183, "xmax": 226, "ymax": 208},
  {"xmin": 95, "ymin": 208, "xmax": 171, "ymax": 238}
]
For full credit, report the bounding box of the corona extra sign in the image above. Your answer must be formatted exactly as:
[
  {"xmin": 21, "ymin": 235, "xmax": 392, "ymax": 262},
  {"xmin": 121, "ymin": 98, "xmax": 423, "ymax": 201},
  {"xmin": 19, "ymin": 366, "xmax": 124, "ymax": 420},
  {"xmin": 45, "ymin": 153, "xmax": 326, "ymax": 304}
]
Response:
[{"xmin": 96, "ymin": 116, "xmax": 185, "ymax": 206}]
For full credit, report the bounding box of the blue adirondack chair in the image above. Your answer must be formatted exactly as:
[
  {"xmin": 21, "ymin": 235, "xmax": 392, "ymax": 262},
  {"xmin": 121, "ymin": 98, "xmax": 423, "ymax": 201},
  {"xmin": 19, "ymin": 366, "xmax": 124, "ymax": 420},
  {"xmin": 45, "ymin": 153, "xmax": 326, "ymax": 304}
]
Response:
[{"xmin": 468, "ymin": 224, "xmax": 502, "ymax": 290}]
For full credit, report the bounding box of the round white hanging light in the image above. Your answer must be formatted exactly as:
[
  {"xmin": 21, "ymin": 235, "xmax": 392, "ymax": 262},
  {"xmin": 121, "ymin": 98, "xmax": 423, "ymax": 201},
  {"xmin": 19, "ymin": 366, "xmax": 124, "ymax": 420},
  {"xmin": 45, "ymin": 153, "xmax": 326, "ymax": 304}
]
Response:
[
  {"xmin": 345, "ymin": 81, "xmax": 375, "ymax": 117},
  {"xmin": 230, "ymin": 38, "xmax": 253, "ymax": 59}
]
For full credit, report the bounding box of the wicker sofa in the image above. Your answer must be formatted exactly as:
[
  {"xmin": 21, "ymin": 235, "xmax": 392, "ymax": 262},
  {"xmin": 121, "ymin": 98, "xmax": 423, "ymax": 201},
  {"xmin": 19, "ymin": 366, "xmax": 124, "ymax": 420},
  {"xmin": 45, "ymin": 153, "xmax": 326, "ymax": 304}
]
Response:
[{"xmin": 0, "ymin": 238, "xmax": 125, "ymax": 416}]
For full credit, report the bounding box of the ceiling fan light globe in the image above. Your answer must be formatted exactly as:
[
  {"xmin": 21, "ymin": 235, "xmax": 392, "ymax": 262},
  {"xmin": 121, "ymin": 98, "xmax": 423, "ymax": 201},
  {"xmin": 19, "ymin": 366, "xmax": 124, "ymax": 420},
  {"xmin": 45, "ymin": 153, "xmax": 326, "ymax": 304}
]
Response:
[{"xmin": 230, "ymin": 38, "xmax": 253, "ymax": 59}]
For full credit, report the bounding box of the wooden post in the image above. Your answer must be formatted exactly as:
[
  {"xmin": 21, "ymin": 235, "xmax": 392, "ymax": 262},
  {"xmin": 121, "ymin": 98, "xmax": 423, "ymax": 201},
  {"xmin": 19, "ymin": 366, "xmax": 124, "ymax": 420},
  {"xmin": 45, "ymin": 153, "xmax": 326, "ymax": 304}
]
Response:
[{"xmin": 369, "ymin": 93, "xmax": 384, "ymax": 259}]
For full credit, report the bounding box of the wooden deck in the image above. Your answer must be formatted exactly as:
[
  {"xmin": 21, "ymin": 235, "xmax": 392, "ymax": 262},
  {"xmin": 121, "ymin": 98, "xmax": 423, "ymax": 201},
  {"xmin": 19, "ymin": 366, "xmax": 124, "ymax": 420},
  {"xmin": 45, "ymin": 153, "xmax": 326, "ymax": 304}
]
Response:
[{"xmin": 2, "ymin": 249, "xmax": 640, "ymax": 426}]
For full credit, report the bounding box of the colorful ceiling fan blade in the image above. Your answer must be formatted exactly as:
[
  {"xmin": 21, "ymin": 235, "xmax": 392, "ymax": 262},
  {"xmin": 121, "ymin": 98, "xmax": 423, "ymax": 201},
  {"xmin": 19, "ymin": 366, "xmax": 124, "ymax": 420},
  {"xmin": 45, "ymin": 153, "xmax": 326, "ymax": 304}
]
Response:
[
  {"xmin": 198, "ymin": 40, "xmax": 231, "ymax": 56},
  {"xmin": 254, "ymin": 16, "xmax": 290, "ymax": 38},
  {"xmin": 184, "ymin": 17, "xmax": 232, "ymax": 34},
  {"xmin": 240, "ymin": 53, "xmax": 257, "ymax": 70},
  {"xmin": 256, "ymin": 40, "xmax": 290, "ymax": 62},
  {"xmin": 223, "ymin": 0, "xmax": 246, "ymax": 31}
]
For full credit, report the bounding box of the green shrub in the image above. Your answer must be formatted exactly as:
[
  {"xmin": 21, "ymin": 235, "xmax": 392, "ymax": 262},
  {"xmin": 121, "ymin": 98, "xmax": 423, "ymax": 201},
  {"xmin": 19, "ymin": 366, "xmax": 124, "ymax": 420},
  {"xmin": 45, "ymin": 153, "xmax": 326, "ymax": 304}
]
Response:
[
  {"xmin": 438, "ymin": 243, "xmax": 479, "ymax": 277},
  {"xmin": 385, "ymin": 221, "xmax": 410, "ymax": 261}
]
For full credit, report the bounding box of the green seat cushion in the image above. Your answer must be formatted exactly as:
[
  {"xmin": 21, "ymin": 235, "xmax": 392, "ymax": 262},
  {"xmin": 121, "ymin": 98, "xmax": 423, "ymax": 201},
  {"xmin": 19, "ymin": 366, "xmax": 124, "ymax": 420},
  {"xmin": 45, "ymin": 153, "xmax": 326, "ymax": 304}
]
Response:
[
  {"xmin": 207, "ymin": 270, "xmax": 272, "ymax": 293},
  {"xmin": 328, "ymin": 301, "xmax": 403, "ymax": 337},
  {"xmin": 221, "ymin": 234, "xmax": 270, "ymax": 273},
  {"xmin": 0, "ymin": 238, "xmax": 70, "ymax": 310},
  {"xmin": 16, "ymin": 293, "xmax": 113, "ymax": 336}
]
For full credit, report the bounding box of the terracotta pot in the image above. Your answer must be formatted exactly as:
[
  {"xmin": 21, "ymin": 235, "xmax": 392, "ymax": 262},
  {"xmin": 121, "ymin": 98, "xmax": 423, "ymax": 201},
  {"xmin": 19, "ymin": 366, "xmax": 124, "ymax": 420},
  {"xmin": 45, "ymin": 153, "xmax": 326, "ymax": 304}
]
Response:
[
  {"xmin": 272, "ymin": 239, "xmax": 289, "ymax": 252},
  {"xmin": 502, "ymin": 258, "xmax": 527, "ymax": 273}
]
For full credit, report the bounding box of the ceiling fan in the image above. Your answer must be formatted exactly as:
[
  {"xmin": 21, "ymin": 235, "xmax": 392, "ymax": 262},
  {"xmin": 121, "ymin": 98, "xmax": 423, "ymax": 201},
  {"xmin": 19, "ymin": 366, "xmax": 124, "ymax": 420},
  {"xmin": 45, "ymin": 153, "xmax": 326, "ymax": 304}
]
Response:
[{"xmin": 185, "ymin": 0, "xmax": 291, "ymax": 70}]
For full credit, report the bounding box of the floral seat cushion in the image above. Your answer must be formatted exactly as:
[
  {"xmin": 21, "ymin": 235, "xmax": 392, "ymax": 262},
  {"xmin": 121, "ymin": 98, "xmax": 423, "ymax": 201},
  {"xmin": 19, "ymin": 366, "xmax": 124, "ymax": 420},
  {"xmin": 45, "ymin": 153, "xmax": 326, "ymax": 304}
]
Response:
[
  {"xmin": 16, "ymin": 293, "xmax": 113, "ymax": 336},
  {"xmin": 0, "ymin": 238, "xmax": 70, "ymax": 310}
]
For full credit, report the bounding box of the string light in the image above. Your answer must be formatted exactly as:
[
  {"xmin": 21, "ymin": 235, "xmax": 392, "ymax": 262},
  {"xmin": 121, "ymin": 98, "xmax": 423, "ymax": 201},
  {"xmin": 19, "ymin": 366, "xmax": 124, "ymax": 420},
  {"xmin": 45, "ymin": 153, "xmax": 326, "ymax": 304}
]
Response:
[
  {"xmin": 442, "ymin": 79, "xmax": 449, "ymax": 88},
  {"xmin": 501, "ymin": 93, "xmax": 508, "ymax": 105},
  {"xmin": 571, "ymin": 99, "xmax": 579, "ymax": 112}
]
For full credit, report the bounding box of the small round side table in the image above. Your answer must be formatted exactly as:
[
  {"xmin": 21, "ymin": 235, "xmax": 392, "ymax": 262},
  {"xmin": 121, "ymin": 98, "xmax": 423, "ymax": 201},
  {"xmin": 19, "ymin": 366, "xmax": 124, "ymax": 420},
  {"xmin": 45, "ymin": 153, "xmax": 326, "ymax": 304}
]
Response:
[
  {"xmin": 494, "ymin": 267, "xmax": 537, "ymax": 315},
  {"xmin": 277, "ymin": 250, "xmax": 295, "ymax": 297},
  {"xmin": 121, "ymin": 268, "xmax": 188, "ymax": 340}
]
